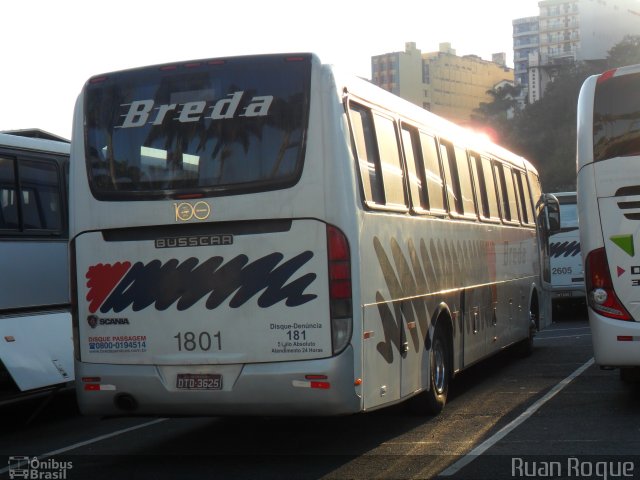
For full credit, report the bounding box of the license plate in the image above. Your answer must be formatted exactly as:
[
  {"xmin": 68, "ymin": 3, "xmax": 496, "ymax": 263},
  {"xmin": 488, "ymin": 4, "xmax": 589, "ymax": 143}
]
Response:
[
  {"xmin": 176, "ymin": 373, "xmax": 222, "ymax": 390},
  {"xmin": 556, "ymin": 292, "xmax": 572, "ymax": 298}
]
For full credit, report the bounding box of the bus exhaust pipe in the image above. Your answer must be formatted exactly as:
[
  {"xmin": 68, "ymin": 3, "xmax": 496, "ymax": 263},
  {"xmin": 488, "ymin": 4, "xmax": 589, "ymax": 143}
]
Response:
[{"xmin": 114, "ymin": 393, "xmax": 138, "ymax": 412}]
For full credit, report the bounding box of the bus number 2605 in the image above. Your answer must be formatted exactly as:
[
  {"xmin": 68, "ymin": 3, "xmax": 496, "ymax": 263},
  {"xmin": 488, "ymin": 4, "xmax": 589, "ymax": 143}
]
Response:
[{"xmin": 174, "ymin": 331, "xmax": 222, "ymax": 352}]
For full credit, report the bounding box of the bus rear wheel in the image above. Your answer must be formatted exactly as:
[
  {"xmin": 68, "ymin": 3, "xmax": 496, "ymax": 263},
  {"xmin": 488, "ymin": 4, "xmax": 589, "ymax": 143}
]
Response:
[{"xmin": 412, "ymin": 322, "xmax": 451, "ymax": 415}]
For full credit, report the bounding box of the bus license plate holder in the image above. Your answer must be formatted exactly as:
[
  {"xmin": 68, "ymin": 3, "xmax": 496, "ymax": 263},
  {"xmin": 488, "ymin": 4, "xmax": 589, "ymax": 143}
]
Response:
[{"xmin": 176, "ymin": 373, "xmax": 222, "ymax": 390}]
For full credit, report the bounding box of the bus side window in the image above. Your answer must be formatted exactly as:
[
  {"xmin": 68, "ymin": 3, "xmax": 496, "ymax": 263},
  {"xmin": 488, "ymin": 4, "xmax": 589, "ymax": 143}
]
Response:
[
  {"xmin": 483, "ymin": 158, "xmax": 502, "ymax": 220},
  {"xmin": 440, "ymin": 140, "xmax": 476, "ymax": 218},
  {"xmin": 527, "ymin": 170, "xmax": 542, "ymax": 212},
  {"xmin": 495, "ymin": 163, "xmax": 520, "ymax": 224},
  {"xmin": 439, "ymin": 140, "xmax": 458, "ymax": 215},
  {"xmin": 349, "ymin": 103, "xmax": 385, "ymax": 206},
  {"xmin": 454, "ymin": 145, "xmax": 477, "ymax": 218},
  {"xmin": 401, "ymin": 125, "xmax": 428, "ymax": 212},
  {"xmin": 21, "ymin": 160, "xmax": 62, "ymax": 232},
  {"xmin": 473, "ymin": 155, "xmax": 501, "ymax": 222},
  {"xmin": 515, "ymin": 170, "xmax": 535, "ymax": 227},
  {"xmin": 372, "ymin": 112, "xmax": 407, "ymax": 209},
  {"xmin": 419, "ymin": 131, "xmax": 446, "ymax": 214},
  {"xmin": 0, "ymin": 157, "xmax": 18, "ymax": 230}
]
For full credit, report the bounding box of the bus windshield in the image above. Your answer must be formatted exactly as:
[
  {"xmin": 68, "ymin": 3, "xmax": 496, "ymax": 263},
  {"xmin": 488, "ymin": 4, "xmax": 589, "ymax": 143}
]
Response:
[
  {"xmin": 593, "ymin": 71, "xmax": 640, "ymax": 162},
  {"xmin": 84, "ymin": 55, "xmax": 311, "ymax": 199},
  {"xmin": 558, "ymin": 195, "xmax": 578, "ymax": 231}
]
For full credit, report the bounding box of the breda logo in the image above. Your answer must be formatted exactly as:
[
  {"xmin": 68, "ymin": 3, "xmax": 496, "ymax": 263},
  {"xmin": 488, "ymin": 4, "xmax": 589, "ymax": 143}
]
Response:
[
  {"xmin": 118, "ymin": 91, "xmax": 273, "ymax": 129},
  {"xmin": 174, "ymin": 201, "xmax": 211, "ymax": 222}
]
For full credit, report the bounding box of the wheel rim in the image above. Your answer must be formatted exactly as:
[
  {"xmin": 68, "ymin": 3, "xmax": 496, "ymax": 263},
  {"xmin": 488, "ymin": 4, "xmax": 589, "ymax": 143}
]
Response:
[{"xmin": 433, "ymin": 337, "xmax": 446, "ymax": 394}]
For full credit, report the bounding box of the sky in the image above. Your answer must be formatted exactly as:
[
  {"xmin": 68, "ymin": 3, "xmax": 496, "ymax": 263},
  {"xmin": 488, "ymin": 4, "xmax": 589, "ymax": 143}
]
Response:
[{"xmin": 1, "ymin": 0, "xmax": 541, "ymax": 140}]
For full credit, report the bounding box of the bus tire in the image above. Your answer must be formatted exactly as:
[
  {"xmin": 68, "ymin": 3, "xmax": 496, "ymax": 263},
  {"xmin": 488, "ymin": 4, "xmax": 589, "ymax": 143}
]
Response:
[
  {"xmin": 517, "ymin": 310, "xmax": 537, "ymax": 358},
  {"xmin": 412, "ymin": 321, "xmax": 451, "ymax": 415}
]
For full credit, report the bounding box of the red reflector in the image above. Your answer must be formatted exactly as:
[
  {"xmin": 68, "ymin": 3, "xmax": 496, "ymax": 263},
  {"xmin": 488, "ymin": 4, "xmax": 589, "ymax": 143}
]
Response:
[
  {"xmin": 597, "ymin": 69, "xmax": 617, "ymax": 84},
  {"xmin": 160, "ymin": 65, "xmax": 178, "ymax": 71},
  {"xmin": 285, "ymin": 56, "xmax": 305, "ymax": 62},
  {"xmin": 82, "ymin": 377, "xmax": 101, "ymax": 383},
  {"xmin": 310, "ymin": 381, "xmax": 330, "ymax": 389},
  {"xmin": 305, "ymin": 374, "xmax": 328, "ymax": 380},
  {"xmin": 84, "ymin": 384, "xmax": 100, "ymax": 391},
  {"xmin": 617, "ymin": 336, "xmax": 634, "ymax": 342},
  {"xmin": 208, "ymin": 60, "xmax": 226, "ymax": 65}
]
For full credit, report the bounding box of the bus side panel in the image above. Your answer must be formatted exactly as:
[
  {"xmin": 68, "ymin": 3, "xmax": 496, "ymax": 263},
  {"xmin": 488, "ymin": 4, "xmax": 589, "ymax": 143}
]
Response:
[
  {"xmin": 0, "ymin": 241, "xmax": 68, "ymax": 310},
  {"xmin": 596, "ymin": 157, "xmax": 640, "ymax": 322},
  {"xmin": 0, "ymin": 311, "xmax": 73, "ymax": 390},
  {"xmin": 358, "ymin": 215, "xmax": 535, "ymax": 409}
]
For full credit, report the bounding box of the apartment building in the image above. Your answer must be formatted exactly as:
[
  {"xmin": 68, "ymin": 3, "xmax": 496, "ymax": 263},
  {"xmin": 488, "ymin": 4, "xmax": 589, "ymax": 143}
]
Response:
[
  {"xmin": 514, "ymin": 0, "xmax": 640, "ymax": 103},
  {"xmin": 371, "ymin": 42, "xmax": 514, "ymax": 125}
]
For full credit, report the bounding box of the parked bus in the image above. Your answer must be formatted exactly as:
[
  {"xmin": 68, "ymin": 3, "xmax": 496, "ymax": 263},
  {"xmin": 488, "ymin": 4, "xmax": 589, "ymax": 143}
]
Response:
[
  {"xmin": 547, "ymin": 192, "xmax": 585, "ymax": 319},
  {"xmin": 70, "ymin": 53, "xmax": 550, "ymax": 416},
  {"xmin": 577, "ymin": 64, "xmax": 640, "ymax": 381},
  {"xmin": 0, "ymin": 131, "xmax": 73, "ymax": 400}
]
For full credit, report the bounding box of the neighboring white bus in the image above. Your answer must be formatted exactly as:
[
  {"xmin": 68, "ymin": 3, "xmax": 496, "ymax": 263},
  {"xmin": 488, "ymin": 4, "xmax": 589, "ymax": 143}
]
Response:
[
  {"xmin": 0, "ymin": 132, "xmax": 73, "ymax": 399},
  {"xmin": 577, "ymin": 64, "xmax": 640, "ymax": 380},
  {"xmin": 70, "ymin": 53, "xmax": 549, "ymax": 416},
  {"xmin": 548, "ymin": 192, "xmax": 585, "ymax": 318}
]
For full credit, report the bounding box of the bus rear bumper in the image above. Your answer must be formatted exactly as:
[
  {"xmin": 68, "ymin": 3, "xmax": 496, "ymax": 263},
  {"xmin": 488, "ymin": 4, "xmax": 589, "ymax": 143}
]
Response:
[
  {"xmin": 75, "ymin": 345, "xmax": 361, "ymax": 416},
  {"xmin": 589, "ymin": 310, "xmax": 640, "ymax": 367}
]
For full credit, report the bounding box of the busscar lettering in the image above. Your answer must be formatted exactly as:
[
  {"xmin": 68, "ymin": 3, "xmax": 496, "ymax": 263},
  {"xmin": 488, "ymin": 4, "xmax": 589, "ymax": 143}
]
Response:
[
  {"xmin": 119, "ymin": 91, "xmax": 274, "ymax": 129},
  {"xmin": 155, "ymin": 235, "xmax": 233, "ymax": 249}
]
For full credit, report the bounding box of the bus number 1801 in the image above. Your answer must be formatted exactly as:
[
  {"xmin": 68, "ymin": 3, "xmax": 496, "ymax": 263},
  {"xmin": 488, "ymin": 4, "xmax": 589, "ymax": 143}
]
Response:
[{"xmin": 174, "ymin": 331, "xmax": 222, "ymax": 352}]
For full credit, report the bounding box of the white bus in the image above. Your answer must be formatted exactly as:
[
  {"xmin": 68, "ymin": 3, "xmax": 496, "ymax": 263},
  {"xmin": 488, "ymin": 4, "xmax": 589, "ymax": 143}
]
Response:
[
  {"xmin": 547, "ymin": 192, "xmax": 585, "ymax": 318},
  {"xmin": 0, "ymin": 131, "xmax": 73, "ymax": 400},
  {"xmin": 70, "ymin": 53, "xmax": 549, "ymax": 416},
  {"xmin": 577, "ymin": 64, "xmax": 640, "ymax": 381}
]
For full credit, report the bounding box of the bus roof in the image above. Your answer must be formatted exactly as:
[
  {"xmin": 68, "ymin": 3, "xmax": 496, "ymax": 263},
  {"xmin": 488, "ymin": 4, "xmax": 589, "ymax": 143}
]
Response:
[{"xmin": 0, "ymin": 131, "xmax": 70, "ymax": 155}]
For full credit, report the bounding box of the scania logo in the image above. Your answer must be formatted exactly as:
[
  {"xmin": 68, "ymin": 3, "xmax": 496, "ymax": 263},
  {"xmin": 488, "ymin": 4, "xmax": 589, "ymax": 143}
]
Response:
[
  {"xmin": 174, "ymin": 201, "xmax": 211, "ymax": 222},
  {"xmin": 87, "ymin": 315, "xmax": 130, "ymax": 328}
]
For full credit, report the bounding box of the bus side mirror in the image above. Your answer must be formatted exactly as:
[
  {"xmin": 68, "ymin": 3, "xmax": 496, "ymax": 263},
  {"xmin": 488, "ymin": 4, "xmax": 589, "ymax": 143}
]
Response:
[{"xmin": 539, "ymin": 193, "xmax": 560, "ymax": 234}]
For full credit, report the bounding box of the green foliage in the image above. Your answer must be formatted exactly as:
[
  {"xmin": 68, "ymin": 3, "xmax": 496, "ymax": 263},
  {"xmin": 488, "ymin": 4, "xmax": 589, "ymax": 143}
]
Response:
[{"xmin": 472, "ymin": 35, "xmax": 640, "ymax": 192}]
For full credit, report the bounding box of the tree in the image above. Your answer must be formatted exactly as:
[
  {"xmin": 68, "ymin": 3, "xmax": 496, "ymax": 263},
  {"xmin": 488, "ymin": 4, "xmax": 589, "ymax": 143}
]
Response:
[
  {"xmin": 472, "ymin": 36, "xmax": 640, "ymax": 192},
  {"xmin": 607, "ymin": 35, "xmax": 640, "ymax": 68}
]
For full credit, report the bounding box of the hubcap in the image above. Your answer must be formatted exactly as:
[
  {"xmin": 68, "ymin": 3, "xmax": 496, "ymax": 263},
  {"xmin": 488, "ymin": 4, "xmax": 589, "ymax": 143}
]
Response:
[{"xmin": 433, "ymin": 337, "xmax": 446, "ymax": 394}]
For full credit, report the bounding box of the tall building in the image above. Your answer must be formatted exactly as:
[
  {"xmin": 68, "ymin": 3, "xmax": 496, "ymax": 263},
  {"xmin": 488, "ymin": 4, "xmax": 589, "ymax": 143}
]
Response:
[
  {"xmin": 513, "ymin": 16, "xmax": 540, "ymax": 108},
  {"xmin": 513, "ymin": 0, "xmax": 640, "ymax": 103},
  {"xmin": 370, "ymin": 41, "xmax": 424, "ymax": 107},
  {"xmin": 371, "ymin": 42, "xmax": 514, "ymax": 125}
]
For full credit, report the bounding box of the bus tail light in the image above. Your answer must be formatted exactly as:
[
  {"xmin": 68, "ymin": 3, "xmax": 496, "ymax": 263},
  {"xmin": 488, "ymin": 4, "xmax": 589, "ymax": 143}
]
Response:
[
  {"xmin": 327, "ymin": 225, "xmax": 353, "ymax": 354},
  {"xmin": 585, "ymin": 247, "xmax": 632, "ymax": 321}
]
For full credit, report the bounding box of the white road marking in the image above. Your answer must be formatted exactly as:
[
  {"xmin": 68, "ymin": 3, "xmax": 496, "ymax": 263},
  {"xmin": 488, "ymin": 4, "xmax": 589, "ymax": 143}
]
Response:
[
  {"xmin": 0, "ymin": 418, "xmax": 167, "ymax": 475},
  {"xmin": 439, "ymin": 357, "xmax": 595, "ymax": 477}
]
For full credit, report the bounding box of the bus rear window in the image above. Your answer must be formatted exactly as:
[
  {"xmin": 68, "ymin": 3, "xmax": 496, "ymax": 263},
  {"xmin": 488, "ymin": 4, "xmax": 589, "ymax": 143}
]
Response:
[
  {"xmin": 84, "ymin": 55, "xmax": 311, "ymax": 199},
  {"xmin": 593, "ymin": 71, "xmax": 640, "ymax": 162}
]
